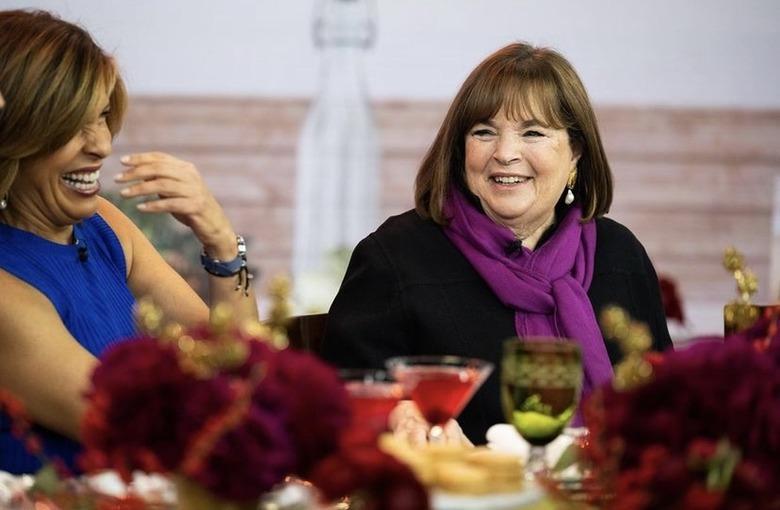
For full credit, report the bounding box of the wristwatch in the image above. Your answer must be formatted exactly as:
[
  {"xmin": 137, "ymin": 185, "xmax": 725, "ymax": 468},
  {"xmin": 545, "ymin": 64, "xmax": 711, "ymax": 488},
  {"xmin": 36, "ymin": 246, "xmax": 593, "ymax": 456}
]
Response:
[{"xmin": 200, "ymin": 235, "xmax": 247, "ymax": 277}]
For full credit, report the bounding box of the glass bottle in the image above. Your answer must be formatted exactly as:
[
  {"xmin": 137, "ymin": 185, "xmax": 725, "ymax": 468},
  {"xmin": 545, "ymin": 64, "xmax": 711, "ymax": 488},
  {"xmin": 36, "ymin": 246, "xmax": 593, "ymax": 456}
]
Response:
[{"xmin": 293, "ymin": 0, "xmax": 379, "ymax": 312}]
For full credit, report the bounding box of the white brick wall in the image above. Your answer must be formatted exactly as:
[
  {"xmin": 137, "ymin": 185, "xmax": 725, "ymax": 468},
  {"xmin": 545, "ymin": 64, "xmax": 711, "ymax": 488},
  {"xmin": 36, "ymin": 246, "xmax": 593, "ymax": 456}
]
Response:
[{"xmin": 104, "ymin": 97, "xmax": 780, "ymax": 336}]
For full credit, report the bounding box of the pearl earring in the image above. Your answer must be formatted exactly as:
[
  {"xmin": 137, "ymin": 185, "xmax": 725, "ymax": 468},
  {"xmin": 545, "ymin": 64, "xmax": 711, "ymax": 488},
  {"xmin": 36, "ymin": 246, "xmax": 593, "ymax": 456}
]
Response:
[
  {"xmin": 564, "ymin": 187, "xmax": 574, "ymax": 205},
  {"xmin": 564, "ymin": 171, "xmax": 576, "ymax": 205},
  {"xmin": 0, "ymin": 194, "xmax": 7, "ymax": 210}
]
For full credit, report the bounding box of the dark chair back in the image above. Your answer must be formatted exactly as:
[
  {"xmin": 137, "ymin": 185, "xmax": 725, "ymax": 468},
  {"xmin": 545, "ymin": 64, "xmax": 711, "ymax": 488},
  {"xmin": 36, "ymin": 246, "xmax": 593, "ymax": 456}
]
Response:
[{"xmin": 286, "ymin": 313, "xmax": 329, "ymax": 354}]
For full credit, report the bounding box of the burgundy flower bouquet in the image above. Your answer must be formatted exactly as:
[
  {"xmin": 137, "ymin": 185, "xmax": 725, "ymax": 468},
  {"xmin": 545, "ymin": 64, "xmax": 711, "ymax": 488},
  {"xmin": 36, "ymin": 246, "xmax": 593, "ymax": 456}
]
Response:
[
  {"xmin": 79, "ymin": 308, "xmax": 355, "ymax": 506},
  {"xmin": 581, "ymin": 311, "xmax": 780, "ymax": 509},
  {"xmin": 77, "ymin": 307, "xmax": 429, "ymax": 509}
]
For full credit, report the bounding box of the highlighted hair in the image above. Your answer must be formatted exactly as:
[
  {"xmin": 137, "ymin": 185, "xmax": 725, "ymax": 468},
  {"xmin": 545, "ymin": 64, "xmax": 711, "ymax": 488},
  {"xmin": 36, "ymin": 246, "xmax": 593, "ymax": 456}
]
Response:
[{"xmin": 0, "ymin": 9, "xmax": 127, "ymax": 198}]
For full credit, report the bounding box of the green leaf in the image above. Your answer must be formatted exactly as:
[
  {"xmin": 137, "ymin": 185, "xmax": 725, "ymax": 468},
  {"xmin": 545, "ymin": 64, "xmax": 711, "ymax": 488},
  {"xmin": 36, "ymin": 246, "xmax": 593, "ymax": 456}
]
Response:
[{"xmin": 706, "ymin": 438, "xmax": 741, "ymax": 491}]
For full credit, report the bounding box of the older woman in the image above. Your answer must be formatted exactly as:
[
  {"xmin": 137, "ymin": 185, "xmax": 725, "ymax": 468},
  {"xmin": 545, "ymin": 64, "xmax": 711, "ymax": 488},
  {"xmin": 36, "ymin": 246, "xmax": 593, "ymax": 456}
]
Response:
[
  {"xmin": 0, "ymin": 10, "xmax": 257, "ymax": 473},
  {"xmin": 322, "ymin": 43, "xmax": 672, "ymax": 445}
]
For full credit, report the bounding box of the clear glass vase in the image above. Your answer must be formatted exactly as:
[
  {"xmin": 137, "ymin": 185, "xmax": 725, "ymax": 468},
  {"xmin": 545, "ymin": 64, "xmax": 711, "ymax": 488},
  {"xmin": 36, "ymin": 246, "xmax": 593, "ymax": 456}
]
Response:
[{"xmin": 293, "ymin": 0, "xmax": 379, "ymax": 312}]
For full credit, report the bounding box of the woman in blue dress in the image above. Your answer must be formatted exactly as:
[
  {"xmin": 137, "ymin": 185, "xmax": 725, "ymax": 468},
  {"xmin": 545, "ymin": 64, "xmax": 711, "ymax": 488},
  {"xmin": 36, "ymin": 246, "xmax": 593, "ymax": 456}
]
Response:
[{"xmin": 0, "ymin": 9, "xmax": 258, "ymax": 473}]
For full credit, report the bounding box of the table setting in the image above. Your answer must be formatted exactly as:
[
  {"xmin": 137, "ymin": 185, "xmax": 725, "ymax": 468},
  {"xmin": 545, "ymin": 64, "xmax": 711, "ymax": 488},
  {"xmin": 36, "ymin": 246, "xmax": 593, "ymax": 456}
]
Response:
[
  {"xmin": 2, "ymin": 249, "xmax": 780, "ymax": 510},
  {"xmin": 2, "ymin": 320, "xmax": 780, "ymax": 509}
]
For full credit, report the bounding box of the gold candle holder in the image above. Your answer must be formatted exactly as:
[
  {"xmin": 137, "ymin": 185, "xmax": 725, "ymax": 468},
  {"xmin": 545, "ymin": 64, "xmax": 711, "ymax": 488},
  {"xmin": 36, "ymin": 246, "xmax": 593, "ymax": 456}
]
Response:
[{"xmin": 723, "ymin": 246, "xmax": 760, "ymax": 334}]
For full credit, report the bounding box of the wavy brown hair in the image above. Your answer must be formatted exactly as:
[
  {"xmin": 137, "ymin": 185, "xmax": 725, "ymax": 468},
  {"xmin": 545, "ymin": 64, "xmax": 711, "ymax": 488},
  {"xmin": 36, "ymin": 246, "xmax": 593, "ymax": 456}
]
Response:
[
  {"xmin": 0, "ymin": 9, "xmax": 127, "ymax": 199},
  {"xmin": 415, "ymin": 42, "xmax": 612, "ymax": 224}
]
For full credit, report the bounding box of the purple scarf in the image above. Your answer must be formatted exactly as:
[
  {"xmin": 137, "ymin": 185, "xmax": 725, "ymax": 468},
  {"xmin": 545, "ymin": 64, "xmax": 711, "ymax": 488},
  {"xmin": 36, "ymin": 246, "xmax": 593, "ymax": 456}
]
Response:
[{"xmin": 442, "ymin": 188, "xmax": 613, "ymax": 408}]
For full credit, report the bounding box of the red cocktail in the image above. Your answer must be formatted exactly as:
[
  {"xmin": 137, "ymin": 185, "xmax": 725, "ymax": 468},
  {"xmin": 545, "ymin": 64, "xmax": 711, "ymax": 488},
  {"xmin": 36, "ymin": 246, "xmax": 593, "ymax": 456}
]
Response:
[
  {"xmin": 385, "ymin": 356, "xmax": 493, "ymax": 441},
  {"xmin": 340, "ymin": 369, "xmax": 403, "ymax": 438}
]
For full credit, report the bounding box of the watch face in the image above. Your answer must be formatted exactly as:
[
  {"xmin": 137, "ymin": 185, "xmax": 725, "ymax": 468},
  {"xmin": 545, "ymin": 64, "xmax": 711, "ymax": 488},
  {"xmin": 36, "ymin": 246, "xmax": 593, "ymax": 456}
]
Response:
[{"xmin": 236, "ymin": 235, "xmax": 247, "ymax": 256}]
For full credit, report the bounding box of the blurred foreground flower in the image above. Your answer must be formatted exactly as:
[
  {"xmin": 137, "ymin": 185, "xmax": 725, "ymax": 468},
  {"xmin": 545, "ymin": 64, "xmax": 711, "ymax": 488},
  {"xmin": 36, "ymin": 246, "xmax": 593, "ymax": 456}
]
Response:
[
  {"xmin": 582, "ymin": 313, "xmax": 780, "ymax": 509},
  {"xmin": 80, "ymin": 312, "xmax": 351, "ymax": 505}
]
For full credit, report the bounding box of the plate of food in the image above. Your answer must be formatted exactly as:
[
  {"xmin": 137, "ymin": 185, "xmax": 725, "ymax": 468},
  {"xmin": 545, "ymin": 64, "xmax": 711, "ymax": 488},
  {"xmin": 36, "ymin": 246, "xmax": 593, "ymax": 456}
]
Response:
[
  {"xmin": 379, "ymin": 435, "xmax": 541, "ymax": 509},
  {"xmin": 432, "ymin": 483, "xmax": 544, "ymax": 510}
]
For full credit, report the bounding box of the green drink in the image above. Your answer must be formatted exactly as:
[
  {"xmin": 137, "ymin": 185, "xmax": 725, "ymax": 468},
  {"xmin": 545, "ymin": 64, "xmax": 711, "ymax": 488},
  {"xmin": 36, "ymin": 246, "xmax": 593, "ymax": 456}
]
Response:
[
  {"xmin": 503, "ymin": 387, "xmax": 578, "ymax": 446},
  {"xmin": 501, "ymin": 338, "xmax": 582, "ymax": 479}
]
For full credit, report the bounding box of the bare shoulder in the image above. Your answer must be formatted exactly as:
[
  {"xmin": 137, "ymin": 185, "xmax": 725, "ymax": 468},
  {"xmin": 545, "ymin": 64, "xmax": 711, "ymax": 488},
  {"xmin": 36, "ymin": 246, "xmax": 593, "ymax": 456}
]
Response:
[
  {"xmin": 96, "ymin": 196, "xmax": 136, "ymax": 274},
  {"xmin": 96, "ymin": 196, "xmax": 135, "ymax": 241}
]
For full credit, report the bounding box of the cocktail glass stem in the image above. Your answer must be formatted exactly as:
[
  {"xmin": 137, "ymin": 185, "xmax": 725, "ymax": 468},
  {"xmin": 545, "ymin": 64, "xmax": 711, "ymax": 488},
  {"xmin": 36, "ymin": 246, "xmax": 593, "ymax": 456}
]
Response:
[
  {"xmin": 428, "ymin": 424, "xmax": 445, "ymax": 443},
  {"xmin": 526, "ymin": 445, "xmax": 548, "ymax": 481}
]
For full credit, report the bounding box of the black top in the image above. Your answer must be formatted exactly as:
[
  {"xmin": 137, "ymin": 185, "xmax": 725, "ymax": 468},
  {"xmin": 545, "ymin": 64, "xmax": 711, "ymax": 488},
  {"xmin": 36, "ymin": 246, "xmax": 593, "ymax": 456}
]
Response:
[{"xmin": 322, "ymin": 210, "xmax": 673, "ymax": 444}]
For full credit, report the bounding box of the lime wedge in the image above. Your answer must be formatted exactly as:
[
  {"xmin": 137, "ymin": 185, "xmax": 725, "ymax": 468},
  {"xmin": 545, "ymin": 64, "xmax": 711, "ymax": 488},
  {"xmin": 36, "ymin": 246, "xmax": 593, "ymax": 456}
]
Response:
[{"xmin": 512, "ymin": 410, "xmax": 563, "ymax": 440}]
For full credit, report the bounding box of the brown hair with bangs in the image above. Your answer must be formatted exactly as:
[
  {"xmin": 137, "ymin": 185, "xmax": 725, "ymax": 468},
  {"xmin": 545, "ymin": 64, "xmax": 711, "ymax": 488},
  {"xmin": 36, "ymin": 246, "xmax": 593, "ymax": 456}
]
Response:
[
  {"xmin": 415, "ymin": 42, "xmax": 612, "ymax": 223},
  {"xmin": 0, "ymin": 9, "xmax": 127, "ymax": 199}
]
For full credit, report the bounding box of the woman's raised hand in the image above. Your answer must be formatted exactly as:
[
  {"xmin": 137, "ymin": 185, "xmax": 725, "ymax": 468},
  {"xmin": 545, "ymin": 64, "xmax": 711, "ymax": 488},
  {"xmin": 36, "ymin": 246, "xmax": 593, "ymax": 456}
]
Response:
[{"xmin": 115, "ymin": 152, "xmax": 235, "ymax": 258}]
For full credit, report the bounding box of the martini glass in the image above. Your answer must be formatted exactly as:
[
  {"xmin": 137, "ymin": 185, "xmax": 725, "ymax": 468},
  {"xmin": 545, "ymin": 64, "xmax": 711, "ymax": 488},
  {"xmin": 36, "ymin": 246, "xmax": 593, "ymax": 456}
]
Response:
[
  {"xmin": 385, "ymin": 355, "xmax": 493, "ymax": 442},
  {"xmin": 501, "ymin": 338, "xmax": 583, "ymax": 480},
  {"xmin": 340, "ymin": 369, "xmax": 403, "ymax": 438}
]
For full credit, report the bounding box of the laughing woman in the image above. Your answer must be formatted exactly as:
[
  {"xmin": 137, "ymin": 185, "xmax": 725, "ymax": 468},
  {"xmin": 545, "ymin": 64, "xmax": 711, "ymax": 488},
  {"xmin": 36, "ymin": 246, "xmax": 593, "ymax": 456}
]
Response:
[{"xmin": 0, "ymin": 10, "xmax": 258, "ymax": 473}]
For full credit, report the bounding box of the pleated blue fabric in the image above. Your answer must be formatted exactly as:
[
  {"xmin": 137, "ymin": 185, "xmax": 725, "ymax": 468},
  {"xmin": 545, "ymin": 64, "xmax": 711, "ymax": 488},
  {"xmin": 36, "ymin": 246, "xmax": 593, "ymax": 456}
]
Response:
[{"xmin": 0, "ymin": 214, "xmax": 137, "ymax": 474}]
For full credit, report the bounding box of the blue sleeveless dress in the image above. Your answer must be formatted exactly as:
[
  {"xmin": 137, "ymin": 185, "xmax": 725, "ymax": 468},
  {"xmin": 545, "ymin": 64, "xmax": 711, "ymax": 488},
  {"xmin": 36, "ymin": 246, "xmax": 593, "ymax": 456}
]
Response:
[{"xmin": 0, "ymin": 214, "xmax": 137, "ymax": 474}]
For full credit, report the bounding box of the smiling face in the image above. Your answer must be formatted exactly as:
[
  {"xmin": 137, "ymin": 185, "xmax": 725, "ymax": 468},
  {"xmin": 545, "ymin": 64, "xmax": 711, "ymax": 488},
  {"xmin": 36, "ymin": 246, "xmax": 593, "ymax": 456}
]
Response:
[
  {"xmin": 464, "ymin": 104, "xmax": 579, "ymax": 245},
  {"xmin": 8, "ymin": 89, "xmax": 113, "ymax": 236}
]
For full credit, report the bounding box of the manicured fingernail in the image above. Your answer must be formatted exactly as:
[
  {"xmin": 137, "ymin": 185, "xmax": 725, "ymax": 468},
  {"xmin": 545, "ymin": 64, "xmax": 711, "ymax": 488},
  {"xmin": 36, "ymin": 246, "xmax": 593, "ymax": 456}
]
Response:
[
  {"xmin": 113, "ymin": 172, "xmax": 124, "ymax": 181},
  {"xmin": 119, "ymin": 188, "xmax": 130, "ymax": 196},
  {"xmin": 120, "ymin": 155, "xmax": 130, "ymax": 163},
  {"xmin": 137, "ymin": 202, "xmax": 147, "ymax": 210}
]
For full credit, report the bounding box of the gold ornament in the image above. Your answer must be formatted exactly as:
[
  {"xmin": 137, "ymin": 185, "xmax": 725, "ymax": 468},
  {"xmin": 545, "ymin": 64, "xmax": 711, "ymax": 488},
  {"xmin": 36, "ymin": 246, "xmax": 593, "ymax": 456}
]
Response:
[
  {"xmin": 600, "ymin": 306, "xmax": 654, "ymax": 390},
  {"xmin": 133, "ymin": 298, "xmax": 252, "ymax": 379},
  {"xmin": 264, "ymin": 275, "xmax": 292, "ymax": 349},
  {"xmin": 723, "ymin": 246, "xmax": 760, "ymax": 333}
]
